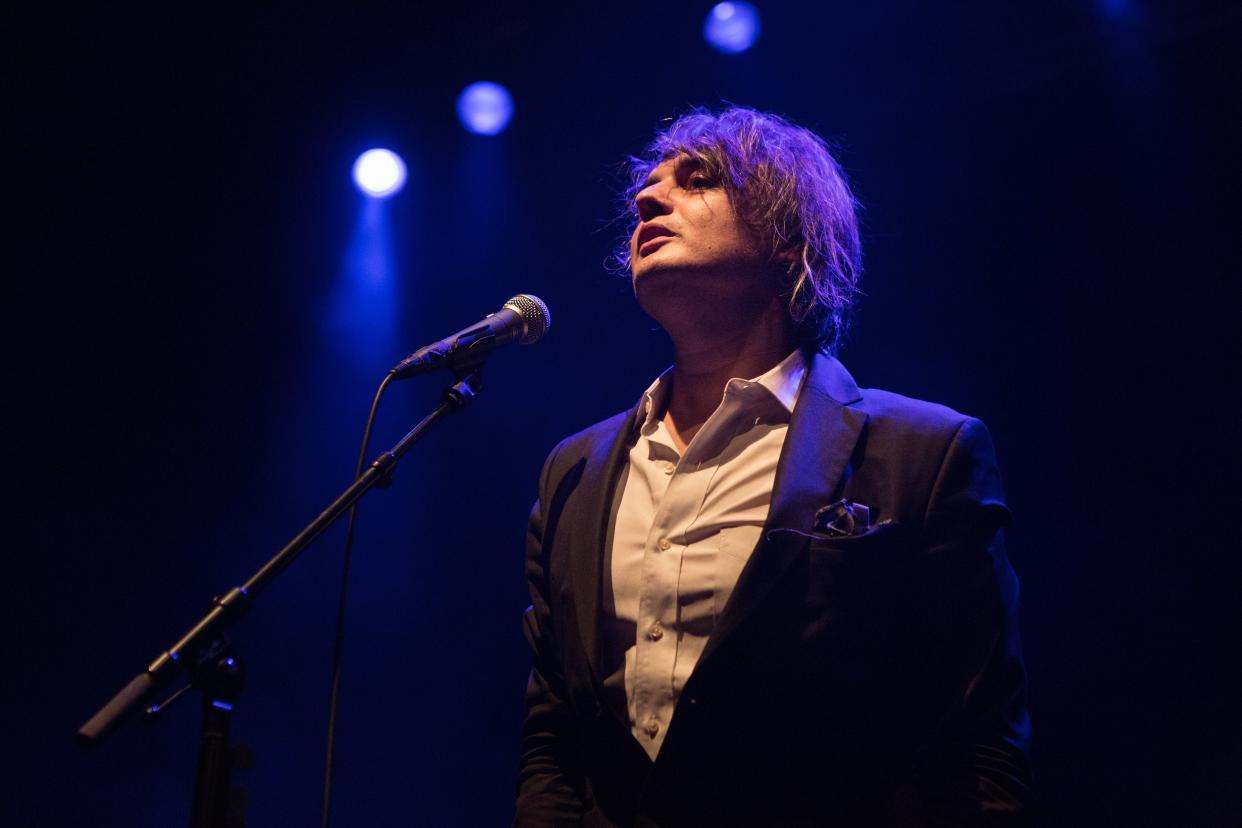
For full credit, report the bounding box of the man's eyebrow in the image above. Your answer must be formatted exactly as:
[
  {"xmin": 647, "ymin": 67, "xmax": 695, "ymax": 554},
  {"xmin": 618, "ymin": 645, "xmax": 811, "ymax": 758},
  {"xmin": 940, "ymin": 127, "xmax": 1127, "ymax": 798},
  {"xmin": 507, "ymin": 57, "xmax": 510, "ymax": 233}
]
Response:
[
  {"xmin": 638, "ymin": 158, "xmax": 701, "ymax": 192},
  {"xmin": 675, "ymin": 157, "xmax": 702, "ymax": 173}
]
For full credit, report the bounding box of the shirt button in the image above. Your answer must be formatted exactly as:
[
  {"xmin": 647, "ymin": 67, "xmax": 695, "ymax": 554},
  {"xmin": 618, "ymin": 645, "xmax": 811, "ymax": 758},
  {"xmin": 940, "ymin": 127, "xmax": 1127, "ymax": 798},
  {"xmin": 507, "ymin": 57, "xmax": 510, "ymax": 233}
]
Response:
[
  {"xmin": 657, "ymin": 537, "xmax": 671, "ymax": 551},
  {"xmin": 643, "ymin": 717, "xmax": 660, "ymax": 738},
  {"xmin": 648, "ymin": 622, "xmax": 664, "ymax": 641},
  {"xmin": 663, "ymin": 461, "xmax": 675, "ymax": 475}
]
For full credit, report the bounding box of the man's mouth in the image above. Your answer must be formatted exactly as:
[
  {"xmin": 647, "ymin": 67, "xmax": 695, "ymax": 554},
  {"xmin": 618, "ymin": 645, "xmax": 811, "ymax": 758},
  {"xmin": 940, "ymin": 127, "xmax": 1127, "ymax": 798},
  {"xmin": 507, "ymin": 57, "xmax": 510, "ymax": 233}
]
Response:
[
  {"xmin": 638, "ymin": 235, "xmax": 673, "ymax": 255},
  {"xmin": 636, "ymin": 225, "xmax": 676, "ymax": 254}
]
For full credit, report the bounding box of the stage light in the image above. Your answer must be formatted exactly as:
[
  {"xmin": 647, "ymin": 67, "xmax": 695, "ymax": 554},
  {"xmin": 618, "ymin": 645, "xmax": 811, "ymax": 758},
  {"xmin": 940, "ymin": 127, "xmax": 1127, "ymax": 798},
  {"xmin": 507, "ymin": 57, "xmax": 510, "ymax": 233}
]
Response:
[
  {"xmin": 457, "ymin": 81, "xmax": 514, "ymax": 136},
  {"xmin": 352, "ymin": 149, "xmax": 407, "ymax": 198},
  {"xmin": 1097, "ymin": 0, "xmax": 1136, "ymax": 19},
  {"xmin": 704, "ymin": 2, "xmax": 761, "ymax": 54}
]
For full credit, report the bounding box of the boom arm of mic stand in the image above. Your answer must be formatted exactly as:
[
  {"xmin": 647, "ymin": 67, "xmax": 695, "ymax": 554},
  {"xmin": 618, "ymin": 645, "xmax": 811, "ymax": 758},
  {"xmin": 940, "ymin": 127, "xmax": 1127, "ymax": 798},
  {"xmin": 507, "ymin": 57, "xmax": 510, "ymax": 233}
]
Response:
[{"xmin": 76, "ymin": 370, "xmax": 483, "ymax": 748}]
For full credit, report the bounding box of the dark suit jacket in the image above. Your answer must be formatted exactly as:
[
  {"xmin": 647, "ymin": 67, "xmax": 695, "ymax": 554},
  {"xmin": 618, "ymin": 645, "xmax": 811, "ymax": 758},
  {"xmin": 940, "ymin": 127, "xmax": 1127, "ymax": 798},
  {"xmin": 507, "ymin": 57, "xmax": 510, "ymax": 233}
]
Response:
[{"xmin": 517, "ymin": 352, "xmax": 1033, "ymax": 827}]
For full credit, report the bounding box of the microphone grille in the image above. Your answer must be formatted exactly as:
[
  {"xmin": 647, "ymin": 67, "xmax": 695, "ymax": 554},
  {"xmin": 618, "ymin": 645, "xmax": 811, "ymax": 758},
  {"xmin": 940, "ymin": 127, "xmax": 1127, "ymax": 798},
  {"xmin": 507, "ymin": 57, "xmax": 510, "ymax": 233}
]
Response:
[{"xmin": 503, "ymin": 294, "xmax": 551, "ymax": 345}]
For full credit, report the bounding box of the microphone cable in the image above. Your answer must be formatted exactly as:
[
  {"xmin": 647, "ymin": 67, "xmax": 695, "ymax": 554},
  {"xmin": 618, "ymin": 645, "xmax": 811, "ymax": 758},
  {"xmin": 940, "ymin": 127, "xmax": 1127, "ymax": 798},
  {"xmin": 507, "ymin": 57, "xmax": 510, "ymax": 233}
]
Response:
[
  {"xmin": 315, "ymin": 293, "xmax": 546, "ymax": 824},
  {"xmin": 320, "ymin": 369, "xmax": 395, "ymax": 828}
]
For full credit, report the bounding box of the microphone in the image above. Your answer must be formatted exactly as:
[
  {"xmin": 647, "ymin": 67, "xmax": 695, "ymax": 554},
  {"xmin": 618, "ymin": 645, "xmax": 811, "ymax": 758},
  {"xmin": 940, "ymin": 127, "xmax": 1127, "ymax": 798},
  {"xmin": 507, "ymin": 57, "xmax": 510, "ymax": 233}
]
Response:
[{"xmin": 390, "ymin": 294, "xmax": 551, "ymax": 380}]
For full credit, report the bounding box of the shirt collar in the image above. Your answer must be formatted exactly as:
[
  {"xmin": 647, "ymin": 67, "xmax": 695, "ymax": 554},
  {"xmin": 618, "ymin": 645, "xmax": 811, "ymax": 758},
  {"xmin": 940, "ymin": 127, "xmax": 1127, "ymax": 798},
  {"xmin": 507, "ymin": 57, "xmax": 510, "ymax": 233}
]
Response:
[{"xmin": 637, "ymin": 348, "xmax": 808, "ymax": 432}]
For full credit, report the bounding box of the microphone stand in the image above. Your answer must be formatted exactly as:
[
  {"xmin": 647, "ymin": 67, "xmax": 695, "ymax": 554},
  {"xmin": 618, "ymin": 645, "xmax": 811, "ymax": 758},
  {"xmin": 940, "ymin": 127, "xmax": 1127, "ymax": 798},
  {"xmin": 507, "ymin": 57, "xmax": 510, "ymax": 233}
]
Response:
[{"xmin": 76, "ymin": 368, "xmax": 484, "ymax": 827}]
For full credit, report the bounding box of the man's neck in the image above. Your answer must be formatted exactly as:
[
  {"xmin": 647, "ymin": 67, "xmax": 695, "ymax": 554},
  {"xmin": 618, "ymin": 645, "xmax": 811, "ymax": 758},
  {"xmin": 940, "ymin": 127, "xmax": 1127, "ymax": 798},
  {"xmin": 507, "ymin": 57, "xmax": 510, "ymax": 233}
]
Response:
[{"xmin": 661, "ymin": 305, "xmax": 796, "ymax": 452}]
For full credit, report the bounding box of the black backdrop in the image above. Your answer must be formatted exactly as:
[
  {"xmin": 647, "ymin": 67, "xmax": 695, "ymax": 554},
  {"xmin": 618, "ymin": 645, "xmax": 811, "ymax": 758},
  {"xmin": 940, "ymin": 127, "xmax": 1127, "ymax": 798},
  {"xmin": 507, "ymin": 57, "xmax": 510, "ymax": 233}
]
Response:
[{"xmin": 6, "ymin": 2, "xmax": 1240, "ymax": 825}]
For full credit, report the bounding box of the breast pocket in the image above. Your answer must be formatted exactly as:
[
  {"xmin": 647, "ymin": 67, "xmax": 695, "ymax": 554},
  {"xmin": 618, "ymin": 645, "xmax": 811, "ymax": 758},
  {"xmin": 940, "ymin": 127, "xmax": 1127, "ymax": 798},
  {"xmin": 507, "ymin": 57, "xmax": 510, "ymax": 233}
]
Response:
[
  {"xmin": 805, "ymin": 519, "xmax": 908, "ymax": 559},
  {"xmin": 800, "ymin": 521, "xmax": 923, "ymax": 644}
]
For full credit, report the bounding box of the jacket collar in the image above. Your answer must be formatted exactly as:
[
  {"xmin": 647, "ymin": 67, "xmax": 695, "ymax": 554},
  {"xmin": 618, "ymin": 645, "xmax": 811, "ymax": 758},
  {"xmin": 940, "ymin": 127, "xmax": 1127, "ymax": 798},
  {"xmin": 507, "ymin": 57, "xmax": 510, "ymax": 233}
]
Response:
[
  {"xmin": 694, "ymin": 349, "xmax": 865, "ymax": 668},
  {"xmin": 767, "ymin": 348, "xmax": 863, "ymax": 530},
  {"xmin": 570, "ymin": 403, "xmax": 642, "ymax": 684}
]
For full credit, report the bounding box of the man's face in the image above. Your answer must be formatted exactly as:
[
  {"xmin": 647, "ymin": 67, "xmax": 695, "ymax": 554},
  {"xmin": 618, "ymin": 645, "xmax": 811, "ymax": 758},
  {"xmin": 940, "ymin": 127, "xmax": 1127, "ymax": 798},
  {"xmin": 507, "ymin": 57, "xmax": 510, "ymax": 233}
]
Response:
[{"xmin": 629, "ymin": 156, "xmax": 774, "ymax": 331}]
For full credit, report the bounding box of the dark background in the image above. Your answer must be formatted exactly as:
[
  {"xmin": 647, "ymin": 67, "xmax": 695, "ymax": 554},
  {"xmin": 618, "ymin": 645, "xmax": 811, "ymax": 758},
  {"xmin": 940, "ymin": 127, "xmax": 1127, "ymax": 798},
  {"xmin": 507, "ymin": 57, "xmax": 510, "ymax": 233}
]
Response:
[{"xmin": 6, "ymin": 1, "xmax": 1240, "ymax": 825}]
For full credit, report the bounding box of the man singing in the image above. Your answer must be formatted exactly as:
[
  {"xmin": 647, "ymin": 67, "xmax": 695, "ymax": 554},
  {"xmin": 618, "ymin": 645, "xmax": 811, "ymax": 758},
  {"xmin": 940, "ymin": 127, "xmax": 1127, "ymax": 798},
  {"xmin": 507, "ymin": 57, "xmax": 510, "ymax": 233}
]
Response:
[{"xmin": 517, "ymin": 107, "xmax": 1032, "ymax": 826}]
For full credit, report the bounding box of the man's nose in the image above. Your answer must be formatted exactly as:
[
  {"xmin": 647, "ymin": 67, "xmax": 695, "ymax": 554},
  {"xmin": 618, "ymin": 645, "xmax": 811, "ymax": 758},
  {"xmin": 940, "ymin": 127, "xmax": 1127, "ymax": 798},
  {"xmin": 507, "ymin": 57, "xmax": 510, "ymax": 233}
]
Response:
[{"xmin": 635, "ymin": 183, "xmax": 672, "ymax": 222}]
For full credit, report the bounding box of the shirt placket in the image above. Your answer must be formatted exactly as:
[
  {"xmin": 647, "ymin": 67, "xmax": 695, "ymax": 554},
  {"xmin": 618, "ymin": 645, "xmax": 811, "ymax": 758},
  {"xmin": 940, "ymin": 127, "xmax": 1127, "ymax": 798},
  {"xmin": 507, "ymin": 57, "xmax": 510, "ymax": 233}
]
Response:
[
  {"xmin": 630, "ymin": 394, "xmax": 751, "ymax": 750},
  {"xmin": 631, "ymin": 425, "xmax": 691, "ymax": 749}
]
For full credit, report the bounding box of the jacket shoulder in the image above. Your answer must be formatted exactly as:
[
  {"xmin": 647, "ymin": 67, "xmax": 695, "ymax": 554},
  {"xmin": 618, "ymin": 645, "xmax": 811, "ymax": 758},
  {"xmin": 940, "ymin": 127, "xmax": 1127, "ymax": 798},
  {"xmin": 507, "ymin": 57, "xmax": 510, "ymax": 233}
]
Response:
[
  {"xmin": 537, "ymin": 408, "xmax": 633, "ymax": 483},
  {"xmin": 852, "ymin": 387, "xmax": 1005, "ymax": 521},
  {"xmin": 857, "ymin": 387, "xmax": 981, "ymax": 442},
  {"xmin": 550, "ymin": 409, "xmax": 632, "ymax": 456}
]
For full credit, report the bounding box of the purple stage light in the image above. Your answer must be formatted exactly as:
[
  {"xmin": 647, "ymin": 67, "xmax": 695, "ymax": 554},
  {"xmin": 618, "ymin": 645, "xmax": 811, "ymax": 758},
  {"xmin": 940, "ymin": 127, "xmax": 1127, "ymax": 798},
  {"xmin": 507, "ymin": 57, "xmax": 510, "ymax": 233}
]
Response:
[
  {"xmin": 704, "ymin": 2, "xmax": 761, "ymax": 54},
  {"xmin": 352, "ymin": 149, "xmax": 407, "ymax": 198},
  {"xmin": 457, "ymin": 81, "xmax": 514, "ymax": 136}
]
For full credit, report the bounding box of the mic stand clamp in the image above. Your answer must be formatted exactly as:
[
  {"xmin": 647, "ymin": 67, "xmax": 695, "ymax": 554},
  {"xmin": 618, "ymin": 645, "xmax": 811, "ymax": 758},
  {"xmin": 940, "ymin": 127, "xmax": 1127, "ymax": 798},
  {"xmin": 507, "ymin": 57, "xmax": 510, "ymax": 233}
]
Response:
[
  {"xmin": 446, "ymin": 365, "xmax": 482, "ymax": 406},
  {"xmin": 188, "ymin": 640, "xmax": 248, "ymax": 828},
  {"xmin": 142, "ymin": 637, "xmax": 250, "ymax": 828}
]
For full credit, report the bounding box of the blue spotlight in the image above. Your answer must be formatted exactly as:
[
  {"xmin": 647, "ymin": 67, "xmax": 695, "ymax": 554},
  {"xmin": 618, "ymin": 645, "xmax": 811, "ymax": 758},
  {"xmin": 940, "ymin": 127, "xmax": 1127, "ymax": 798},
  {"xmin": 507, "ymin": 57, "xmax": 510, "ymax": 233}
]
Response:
[
  {"xmin": 1097, "ymin": 0, "xmax": 1137, "ymax": 20},
  {"xmin": 352, "ymin": 148, "xmax": 407, "ymax": 198},
  {"xmin": 457, "ymin": 81, "xmax": 514, "ymax": 136},
  {"xmin": 704, "ymin": 2, "xmax": 761, "ymax": 54}
]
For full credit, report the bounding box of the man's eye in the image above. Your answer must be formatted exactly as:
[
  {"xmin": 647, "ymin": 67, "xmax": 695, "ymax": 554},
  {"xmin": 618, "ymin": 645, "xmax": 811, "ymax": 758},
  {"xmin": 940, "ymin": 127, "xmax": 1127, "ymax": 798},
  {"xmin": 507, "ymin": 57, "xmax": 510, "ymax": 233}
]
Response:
[{"xmin": 688, "ymin": 175, "xmax": 715, "ymax": 189}]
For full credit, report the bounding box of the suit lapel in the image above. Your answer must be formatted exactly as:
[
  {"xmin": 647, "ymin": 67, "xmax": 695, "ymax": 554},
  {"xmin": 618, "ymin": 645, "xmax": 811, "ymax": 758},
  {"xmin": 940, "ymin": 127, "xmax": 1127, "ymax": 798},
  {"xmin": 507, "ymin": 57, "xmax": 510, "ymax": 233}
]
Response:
[
  {"xmin": 698, "ymin": 351, "xmax": 866, "ymax": 666},
  {"xmin": 570, "ymin": 402, "xmax": 641, "ymax": 683}
]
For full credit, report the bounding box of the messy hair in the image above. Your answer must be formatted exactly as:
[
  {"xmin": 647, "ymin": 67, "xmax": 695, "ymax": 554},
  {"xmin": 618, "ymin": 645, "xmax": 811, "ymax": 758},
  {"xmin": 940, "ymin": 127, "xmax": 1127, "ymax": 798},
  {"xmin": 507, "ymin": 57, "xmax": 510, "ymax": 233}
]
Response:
[{"xmin": 618, "ymin": 106, "xmax": 862, "ymax": 353}]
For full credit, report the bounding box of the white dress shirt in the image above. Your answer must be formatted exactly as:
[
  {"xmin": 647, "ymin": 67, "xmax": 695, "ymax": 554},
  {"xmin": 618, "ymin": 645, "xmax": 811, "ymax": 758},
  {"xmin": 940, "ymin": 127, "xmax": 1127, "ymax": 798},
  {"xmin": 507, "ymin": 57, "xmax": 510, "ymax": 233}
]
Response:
[{"xmin": 601, "ymin": 349, "xmax": 807, "ymax": 760}]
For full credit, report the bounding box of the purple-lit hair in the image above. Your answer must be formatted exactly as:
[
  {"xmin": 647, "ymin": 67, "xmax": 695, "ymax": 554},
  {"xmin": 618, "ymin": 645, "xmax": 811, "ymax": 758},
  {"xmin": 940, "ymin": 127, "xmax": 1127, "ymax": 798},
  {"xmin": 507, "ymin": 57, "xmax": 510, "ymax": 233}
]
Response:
[{"xmin": 618, "ymin": 107, "xmax": 862, "ymax": 353}]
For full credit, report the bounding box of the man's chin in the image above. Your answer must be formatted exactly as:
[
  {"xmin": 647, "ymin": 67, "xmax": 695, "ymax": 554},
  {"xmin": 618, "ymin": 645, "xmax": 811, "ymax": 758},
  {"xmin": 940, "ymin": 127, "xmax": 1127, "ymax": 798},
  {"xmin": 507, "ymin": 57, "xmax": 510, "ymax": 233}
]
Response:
[
  {"xmin": 631, "ymin": 258, "xmax": 695, "ymax": 290},
  {"xmin": 631, "ymin": 263, "xmax": 682, "ymax": 303},
  {"xmin": 633, "ymin": 272, "xmax": 713, "ymax": 326}
]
